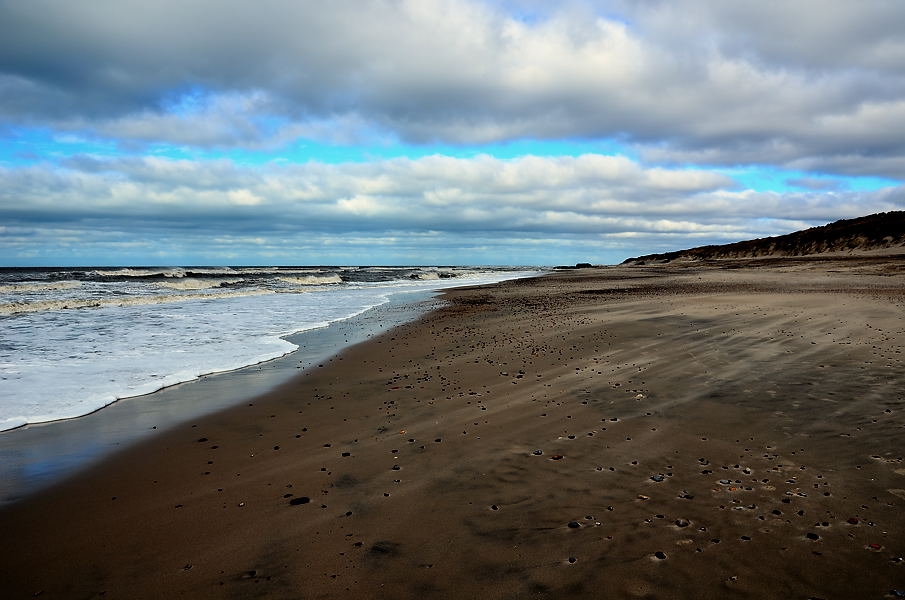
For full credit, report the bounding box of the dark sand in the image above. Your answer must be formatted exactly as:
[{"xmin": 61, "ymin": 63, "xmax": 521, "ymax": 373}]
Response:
[{"xmin": 2, "ymin": 257, "xmax": 904, "ymax": 599}]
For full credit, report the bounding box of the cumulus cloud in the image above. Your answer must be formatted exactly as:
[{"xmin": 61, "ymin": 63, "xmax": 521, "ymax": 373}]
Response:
[
  {"xmin": 619, "ymin": 0, "xmax": 905, "ymax": 73},
  {"xmin": 2, "ymin": 153, "xmax": 901, "ymax": 264},
  {"xmin": 1, "ymin": 1, "xmax": 904, "ymax": 178}
]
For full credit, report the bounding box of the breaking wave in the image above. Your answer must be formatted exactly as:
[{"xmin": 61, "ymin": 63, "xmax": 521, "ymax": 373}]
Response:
[
  {"xmin": 0, "ymin": 288, "xmax": 273, "ymax": 316},
  {"xmin": 158, "ymin": 278, "xmax": 243, "ymax": 290},
  {"xmin": 279, "ymin": 274, "xmax": 344, "ymax": 286},
  {"xmin": 0, "ymin": 281, "xmax": 83, "ymax": 294}
]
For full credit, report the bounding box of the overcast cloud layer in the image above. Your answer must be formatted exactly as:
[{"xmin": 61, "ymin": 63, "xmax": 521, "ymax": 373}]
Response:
[{"xmin": 1, "ymin": 0, "xmax": 903, "ymax": 265}]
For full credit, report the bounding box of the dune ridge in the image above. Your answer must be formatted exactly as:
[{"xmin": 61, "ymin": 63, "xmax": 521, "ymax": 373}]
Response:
[{"xmin": 623, "ymin": 211, "xmax": 905, "ymax": 264}]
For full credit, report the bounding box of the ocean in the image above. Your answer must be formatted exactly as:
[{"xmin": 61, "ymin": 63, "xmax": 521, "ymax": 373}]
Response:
[{"xmin": 0, "ymin": 266, "xmax": 540, "ymax": 433}]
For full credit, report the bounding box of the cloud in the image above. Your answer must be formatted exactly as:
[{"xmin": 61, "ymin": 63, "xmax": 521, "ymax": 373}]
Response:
[
  {"xmin": 2, "ymin": 1, "xmax": 903, "ymax": 265},
  {"xmin": 620, "ymin": 0, "xmax": 905, "ymax": 73},
  {"xmin": 2, "ymin": 153, "xmax": 901, "ymax": 265},
  {"xmin": 1, "ymin": 1, "xmax": 904, "ymax": 179}
]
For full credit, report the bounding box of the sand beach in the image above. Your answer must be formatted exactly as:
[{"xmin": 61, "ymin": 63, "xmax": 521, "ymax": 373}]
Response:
[{"xmin": 2, "ymin": 256, "xmax": 904, "ymax": 599}]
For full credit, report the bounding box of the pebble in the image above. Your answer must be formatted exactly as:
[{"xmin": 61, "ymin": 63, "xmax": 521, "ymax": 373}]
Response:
[
  {"xmin": 532, "ymin": 449, "xmax": 543, "ymax": 456},
  {"xmin": 289, "ymin": 497, "xmax": 311, "ymax": 505},
  {"xmin": 650, "ymin": 474, "xmax": 665, "ymax": 482},
  {"xmin": 654, "ymin": 551, "xmax": 667, "ymax": 560},
  {"xmin": 567, "ymin": 521, "xmax": 581, "ymax": 529}
]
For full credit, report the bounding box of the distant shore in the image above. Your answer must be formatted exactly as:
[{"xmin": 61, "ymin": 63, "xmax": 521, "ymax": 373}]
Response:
[{"xmin": 2, "ymin": 257, "xmax": 903, "ymax": 599}]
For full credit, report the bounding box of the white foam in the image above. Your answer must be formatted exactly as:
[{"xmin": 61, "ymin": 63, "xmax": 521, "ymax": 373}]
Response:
[
  {"xmin": 0, "ymin": 269, "xmax": 542, "ymax": 430},
  {"xmin": 0, "ymin": 288, "xmax": 273, "ymax": 316},
  {"xmin": 158, "ymin": 278, "xmax": 243, "ymax": 290},
  {"xmin": 412, "ymin": 271, "xmax": 440, "ymax": 280},
  {"xmin": 279, "ymin": 274, "xmax": 343, "ymax": 286},
  {"xmin": 91, "ymin": 267, "xmax": 188, "ymax": 278},
  {"xmin": 0, "ymin": 281, "xmax": 83, "ymax": 294}
]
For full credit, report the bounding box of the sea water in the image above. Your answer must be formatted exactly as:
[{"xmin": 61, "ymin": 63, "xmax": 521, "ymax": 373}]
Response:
[{"xmin": 0, "ymin": 266, "xmax": 539, "ymax": 432}]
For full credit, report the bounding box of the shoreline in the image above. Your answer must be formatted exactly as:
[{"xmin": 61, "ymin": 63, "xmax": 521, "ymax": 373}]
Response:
[
  {"xmin": 2, "ymin": 258, "xmax": 903, "ymax": 599},
  {"xmin": 0, "ymin": 289, "xmax": 446, "ymax": 505},
  {"xmin": 1, "ymin": 266, "xmax": 542, "ymax": 434}
]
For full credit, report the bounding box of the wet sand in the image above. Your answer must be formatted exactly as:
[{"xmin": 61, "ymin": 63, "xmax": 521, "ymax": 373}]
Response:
[
  {"xmin": 0, "ymin": 291, "xmax": 441, "ymax": 505},
  {"xmin": 2, "ymin": 256, "xmax": 904, "ymax": 599}
]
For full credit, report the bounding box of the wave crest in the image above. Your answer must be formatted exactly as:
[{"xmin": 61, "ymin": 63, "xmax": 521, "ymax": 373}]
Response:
[
  {"xmin": 0, "ymin": 281, "xmax": 83, "ymax": 294},
  {"xmin": 91, "ymin": 268, "xmax": 188, "ymax": 278},
  {"xmin": 279, "ymin": 274, "xmax": 343, "ymax": 286},
  {"xmin": 158, "ymin": 278, "xmax": 242, "ymax": 290},
  {"xmin": 0, "ymin": 289, "xmax": 273, "ymax": 316}
]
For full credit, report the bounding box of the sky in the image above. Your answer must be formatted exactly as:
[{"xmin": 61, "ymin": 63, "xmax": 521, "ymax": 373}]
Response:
[{"xmin": 1, "ymin": 0, "xmax": 904, "ymax": 266}]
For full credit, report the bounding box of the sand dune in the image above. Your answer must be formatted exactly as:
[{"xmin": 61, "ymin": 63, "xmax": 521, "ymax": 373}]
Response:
[{"xmin": 623, "ymin": 211, "xmax": 905, "ymax": 263}]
